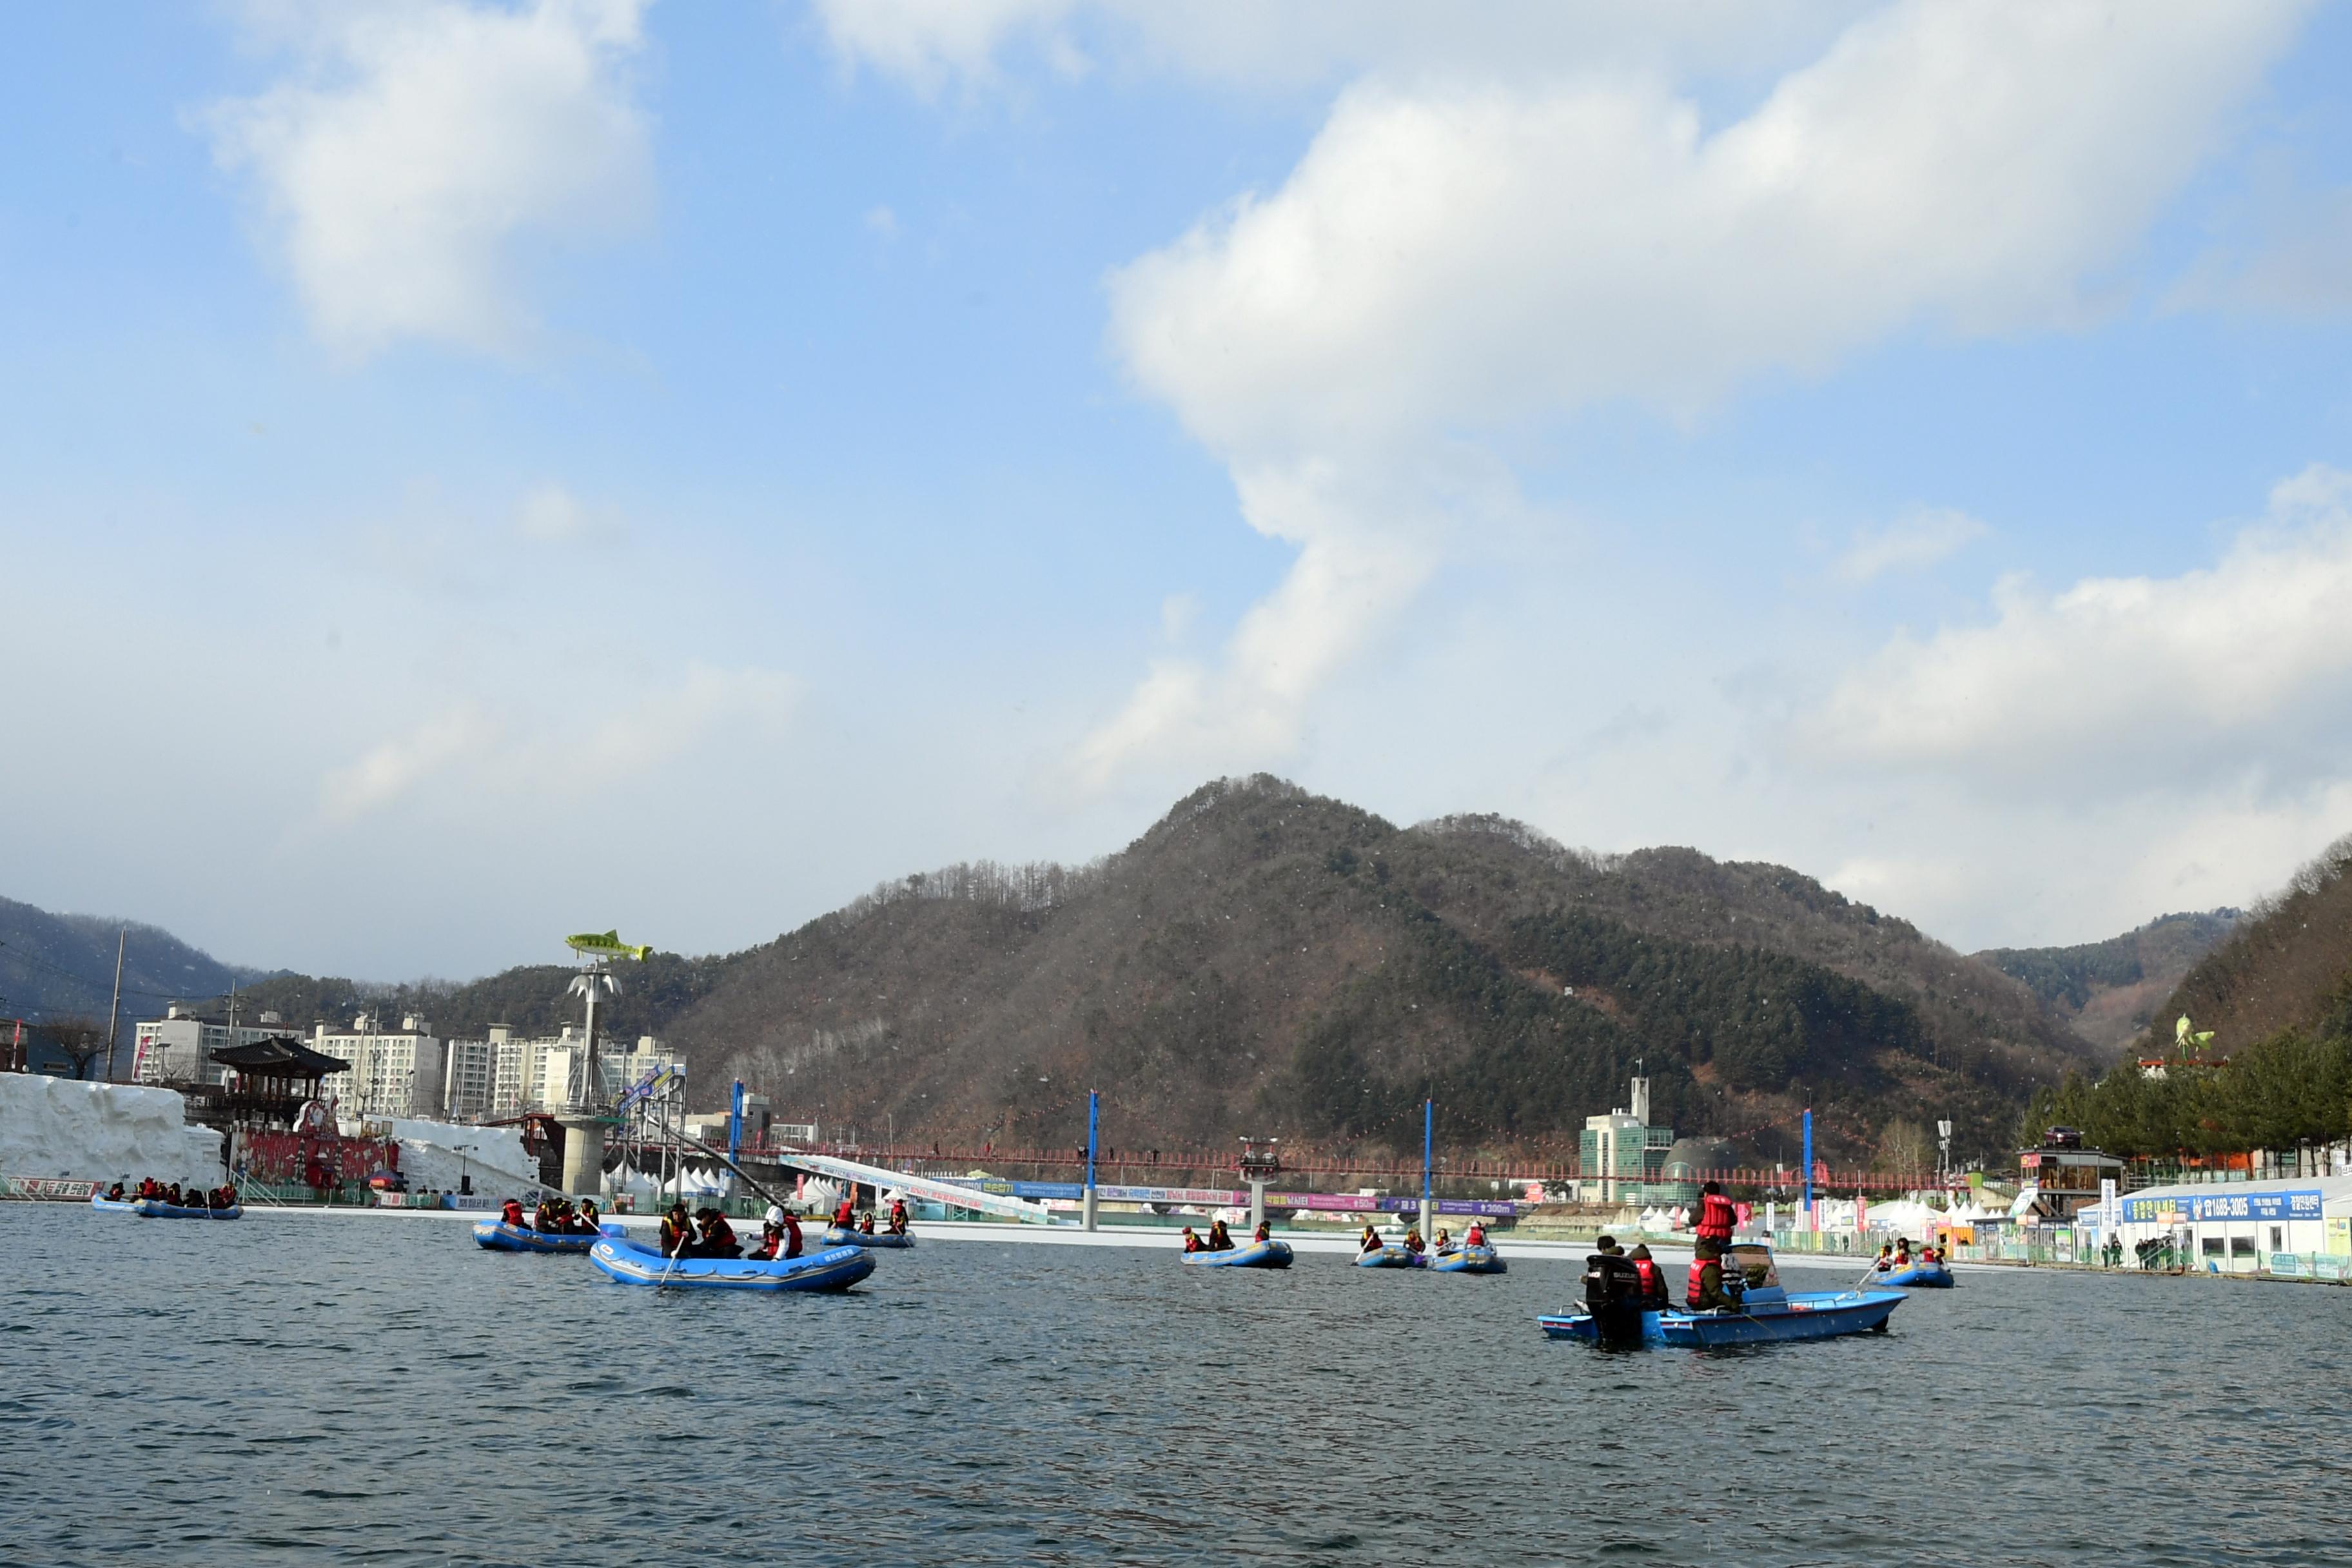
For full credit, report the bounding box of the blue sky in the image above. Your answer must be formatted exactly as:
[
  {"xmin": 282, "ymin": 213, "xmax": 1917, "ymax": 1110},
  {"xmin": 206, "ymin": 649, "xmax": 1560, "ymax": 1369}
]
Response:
[{"xmin": 6, "ymin": 1, "xmax": 2352, "ymax": 980}]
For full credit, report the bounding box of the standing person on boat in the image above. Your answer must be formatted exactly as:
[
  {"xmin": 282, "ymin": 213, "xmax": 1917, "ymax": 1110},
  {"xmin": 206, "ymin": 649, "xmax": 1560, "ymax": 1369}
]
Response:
[
  {"xmin": 1686, "ymin": 1239, "xmax": 1734, "ymax": 1311},
  {"xmin": 1358, "ymin": 1223, "xmax": 1384, "ymax": 1255},
  {"xmin": 1207, "ymin": 1219, "xmax": 1235, "ymax": 1251},
  {"xmin": 887, "ymin": 1197, "xmax": 910, "ymax": 1235},
  {"xmin": 780, "ymin": 1208, "xmax": 804, "ymax": 1259},
  {"xmin": 1694, "ymin": 1181, "xmax": 1737, "ymax": 1251},
  {"xmin": 1628, "ymin": 1244, "xmax": 1669, "ymax": 1306},
  {"xmin": 832, "ymin": 1191, "xmax": 858, "ymax": 1231}
]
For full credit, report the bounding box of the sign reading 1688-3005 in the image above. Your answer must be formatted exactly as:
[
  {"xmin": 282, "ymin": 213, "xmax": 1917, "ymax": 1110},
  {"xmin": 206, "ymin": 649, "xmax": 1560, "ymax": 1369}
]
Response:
[{"xmin": 2122, "ymin": 1190, "xmax": 2322, "ymax": 1224}]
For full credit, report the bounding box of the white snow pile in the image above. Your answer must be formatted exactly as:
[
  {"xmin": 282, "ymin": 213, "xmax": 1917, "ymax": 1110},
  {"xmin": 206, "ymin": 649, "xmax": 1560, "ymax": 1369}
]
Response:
[
  {"xmin": 0, "ymin": 1073, "xmax": 223, "ymax": 1187},
  {"xmin": 382, "ymin": 1119, "xmax": 545, "ymax": 1193}
]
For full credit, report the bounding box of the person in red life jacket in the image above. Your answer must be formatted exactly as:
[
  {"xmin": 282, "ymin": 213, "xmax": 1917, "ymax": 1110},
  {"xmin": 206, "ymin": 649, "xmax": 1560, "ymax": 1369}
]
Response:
[
  {"xmin": 1694, "ymin": 1181, "xmax": 1736, "ymax": 1250},
  {"xmin": 1403, "ymin": 1227, "xmax": 1427, "ymax": 1256},
  {"xmin": 858, "ymin": 1213, "xmax": 876, "ymax": 1234},
  {"xmin": 501, "ymin": 1197, "xmax": 526, "ymax": 1228},
  {"xmin": 781, "ymin": 1209, "xmax": 804, "ymax": 1259},
  {"xmin": 1253, "ymin": 1219, "xmax": 1271, "ymax": 1244},
  {"xmin": 1358, "ymin": 1223, "xmax": 1384, "ymax": 1256},
  {"xmin": 1207, "ymin": 1219, "xmax": 1235, "ymax": 1251},
  {"xmin": 106, "ymin": 1182, "xmax": 126, "ymax": 1202},
  {"xmin": 1892, "ymin": 1237, "xmax": 1914, "ymax": 1268},
  {"xmin": 832, "ymin": 1193, "xmax": 858, "ymax": 1231},
  {"xmin": 1433, "ymin": 1228, "xmax": 1455, "ymax": 1256},
  {"xmin": 1465, "ymin": 1220, "xmax": 1487, "ymax": 1248},
  {"xmin": 1687, "ymin": 1239, "xmax": 1732, "ymax": 1311},
  {"xmin": 1181, "ymin": 1226, "xmax": 1204, "ymax": 1253},
  {"xmin": 694, "ymin": 1208, "xmax": 738, "ymax": 1258},
  {"xmin": 1627, "ymin": 1243, "xmax": 1668, "ymax": 1306},
  {"xmin": 887, "ymin": 1198, "xmax": 909, "ymax": 1235}
]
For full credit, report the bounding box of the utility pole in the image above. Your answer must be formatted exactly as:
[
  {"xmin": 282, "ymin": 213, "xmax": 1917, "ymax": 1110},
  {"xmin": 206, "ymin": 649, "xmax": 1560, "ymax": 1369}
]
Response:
[{"xmin": 104, "ymin": 927, "xmax": 126, "ymax": 1083}]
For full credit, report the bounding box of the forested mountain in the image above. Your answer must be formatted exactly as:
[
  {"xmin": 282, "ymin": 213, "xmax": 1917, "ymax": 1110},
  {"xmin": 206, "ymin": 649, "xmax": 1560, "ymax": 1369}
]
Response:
[
  {"xmin": 0, "ymin": 896, "xmax": 260, "ymax": 1026},
  {"xmin": 1976, "ymin": 910, "xmax": 2242, "ymax": 1051},
  {"xmin": 2151, "ymin": 834, "xmax": 2352, "ymax": 1054},
  {"xmin": 135, "ymin": 776, "xmax": 2121, "ymax": 1166},
  {"xmin": 668, "ymin": 777, "xmax": 2097, "ymax": 1166},
  {"xmin": 2020, "ymin": 837, "xmax": 2352, "ymax": 1161}
]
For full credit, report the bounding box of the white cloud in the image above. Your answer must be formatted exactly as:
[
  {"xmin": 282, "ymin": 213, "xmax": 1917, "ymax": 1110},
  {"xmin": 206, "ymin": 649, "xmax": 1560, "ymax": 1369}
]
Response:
[
  {"xmin": 1075, "ymin": 2, "xmax": 2304, "ymax": 792},
  {"xmin": 313, "ymin": 665, "xmax": 799, "ymax": 827},
  {"xmin": 2171, "ymin": 182, "xmax": 2352, "ymax": 318},
  {"xmin": 1801, "ymin": 465, "xmax": 2352, "ymax": 792},
  {"xmin": 516, "ymin": 482, "xmax": 623, "ymax": 544},
  {"xmin": 1832, "ymin": 507, "xmax": 1988, "ymax": 585},
  {"xmin": 202, "ymin": 0, "xmax": 653, "ymax": 358}
]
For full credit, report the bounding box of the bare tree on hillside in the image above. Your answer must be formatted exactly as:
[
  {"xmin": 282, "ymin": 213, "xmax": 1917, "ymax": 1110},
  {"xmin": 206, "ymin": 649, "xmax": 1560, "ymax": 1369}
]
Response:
[{"xmin": 41, "ymin": 1015, "xmax": 112, "ymax": 1080}]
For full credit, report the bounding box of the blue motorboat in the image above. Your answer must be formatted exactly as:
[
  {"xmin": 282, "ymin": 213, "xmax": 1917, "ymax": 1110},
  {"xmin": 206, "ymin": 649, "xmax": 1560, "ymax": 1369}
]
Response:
[
  {"xmin": 1430, "ymin": 1244, "xmax": 1505, "ymax": 1275},
  {"xmin": 821, "ymin": 1226, "xmax": 916, "ymax": 1250},
  {"xmin": 1873, "ymin": 1261, "xmax": 1955, "ymax": 1288},
  {"xmin": 1540, "ymin": 1244, "xmax": 1903, "ymax": 1347},
  {"xmin": 1355, "ymin": 1245, "xmax": 1429, "ymax": 1269},
  {"xmin": 473, "ymin": 1219, "xmax": 607, "ymax": 1253},
  {"xmin": 1183, "ymin": 1237, "xmax": 1293, "ymax": 1268},
  {"xmin": 589, "ymin": 1235, "xmax": 876, "ymax": 1292}
]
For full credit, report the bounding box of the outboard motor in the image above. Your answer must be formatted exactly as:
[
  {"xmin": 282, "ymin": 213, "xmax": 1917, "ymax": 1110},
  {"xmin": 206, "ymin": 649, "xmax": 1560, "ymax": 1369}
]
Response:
[{"xmin": 1580, "ymin": 1253, "xmax": 1647, "ymax": 1343}]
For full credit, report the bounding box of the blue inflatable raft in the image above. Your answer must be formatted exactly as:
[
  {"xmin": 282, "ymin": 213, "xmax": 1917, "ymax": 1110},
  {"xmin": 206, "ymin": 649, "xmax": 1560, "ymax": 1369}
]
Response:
[
  {"xmin": 97, "ymin": 1195, "xmax": 241, "ymax": 1220},
  {"xmin": 589, "ymin": 1235, "xmax": 876, "ymax": 1292},
  {"xmin": 1355, "ymin": 1245, "xmax": 1429, "ymax": 1269},
  {"xmin": 1183, "ymin": 1238, "xmax": 1293, "ymax": 1268},
  {"xmin": 473, "ymin": 1219, "xmax": 608, "ymax": 1253},
  {"xmin": 1872, "ymin": 1262, "xmax": 1955, "ymax": 1288},
  {"xmin": 1540, "ymin": 1244, "xmax": 1904, "ymax": 1347},
  {"xmin": 1430, "ymin": 1244, "xmax": 1505, "ymax": 1275},
  {"xmin": 821, "ymin": 1226, "xmax": 916, "ymax": 1250}
]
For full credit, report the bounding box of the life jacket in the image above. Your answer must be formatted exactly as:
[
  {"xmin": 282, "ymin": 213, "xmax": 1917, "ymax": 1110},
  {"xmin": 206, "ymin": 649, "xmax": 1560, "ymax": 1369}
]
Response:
[
  {"xmin": 502, "ymin": 1200, "xmax": 524, "ymax": 1225},
  {"xmin": 889, "ymin": 1202, "xmax": 908, "ymax": 1233},
  {"xmin": 1183, "ymin": 1233, "xmax": 1202, "ymax": 1253},
  {"xmin": 834, "ymin": 1199, "xmax": 856, "ymax": 1228},
  {"xmin": 1466, "ymin": 1224, "xmax": 1485, "ymax": 1246},
  {"xmin": 858, "ymin": 1215, "xmax": 875, "ymax": 1234},
  {"xmin": 1687, "ymin": 1258, "xmax": 1714, "ymax": 1309},
  {"xmin": 1633, "ymin": 1258, "xmax": 1662, "ymax": 1296},
  {"xmin": 1696, "ymin": 1192, "xmax": 1736, "ymax": 1243},
  {"xmin": 1253, "ymin": 1223, "xmax": 1269, "ymax": 1242},
  {"xmin": 782, "ymin": 1217, "xmax": 803, "ymax": 1259}
]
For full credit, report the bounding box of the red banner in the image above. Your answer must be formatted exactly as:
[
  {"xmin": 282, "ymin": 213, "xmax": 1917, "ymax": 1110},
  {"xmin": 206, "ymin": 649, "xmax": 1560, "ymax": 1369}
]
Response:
[{"xmin": 239, "ymin": 1131, "xmax": 400, "ymax": 1186}]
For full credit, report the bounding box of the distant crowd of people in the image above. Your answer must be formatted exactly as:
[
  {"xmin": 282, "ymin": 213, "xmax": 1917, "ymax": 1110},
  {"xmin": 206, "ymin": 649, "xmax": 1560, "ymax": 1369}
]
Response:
[
  {"xmin": 106, "ymin": 1178, "xmax": 237, "ymax": 1210},
  {"xmin": 500, "ymin": 1196, "xmax": 603, "ymax": 1235},
  {"xmin": 1872, "ymin": 1237, "xmax": 1948, "ymax": 1271}
]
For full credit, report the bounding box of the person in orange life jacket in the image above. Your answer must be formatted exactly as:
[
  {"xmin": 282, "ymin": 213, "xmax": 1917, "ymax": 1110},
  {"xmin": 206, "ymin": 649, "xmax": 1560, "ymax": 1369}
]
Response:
[
  {"xmin": 1207, "ymin": 1219, "xmax": 1234, "ymax": 1251},
  {"xmin": 1465, "ymin": 1220, "xmax": 1487, "ymax": 1248},
  {"xmin": 1687, "ymin": 1239, "xmax": 1734, "ymax": 1311},
  {"xmin": 1182, "ymin": 1226, "xmax": 1204, "ymax": 1253},
  {"xmin": 1628, "ymin": 1243, "xmax": 1668, "ymax": 1306},
  {"xmin": 1694, "ymin": 1181, "xmax": 1736, "ymax": 1248},
  {"xmin": 501, "ymin": 1197, "xmax": 526, "ymax": 1227},
  {"xmin": 887, "ymin": 1198, "xmax": 909, "ymax": 1235},
  {"xmin": 1253, "ymin": 1219, "xmax": 1271, "ymax": 1244},
  {"xmin": 832, "ymin": 1193, "xmax": 858, "ymax": 1230}
]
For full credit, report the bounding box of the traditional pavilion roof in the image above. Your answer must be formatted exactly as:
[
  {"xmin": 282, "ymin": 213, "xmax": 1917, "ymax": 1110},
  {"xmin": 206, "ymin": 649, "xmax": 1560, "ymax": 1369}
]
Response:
[{"xmin": 210, "ymin": 1037, "xmax": 350, "ymax": 1076}]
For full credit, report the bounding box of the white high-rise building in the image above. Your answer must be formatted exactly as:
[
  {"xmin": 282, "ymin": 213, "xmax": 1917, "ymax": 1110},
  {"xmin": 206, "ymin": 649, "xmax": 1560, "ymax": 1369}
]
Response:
[
  {"xmin": 440, "ymin": 1026, "xmax": 675, "ymax": 1119},
  {"xmin": 132, "ymin": 1006, "xmax": 301, "ymax": 1086},
  {"xmin": 314, "ymin": 1014, "xmax": 445, "ymax": 1119}
]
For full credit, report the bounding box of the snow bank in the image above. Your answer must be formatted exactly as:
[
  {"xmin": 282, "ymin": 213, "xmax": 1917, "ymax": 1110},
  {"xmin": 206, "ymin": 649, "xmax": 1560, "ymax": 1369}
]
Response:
[
  {"xmin": 0, "ymin": 1073, "xmax": 223, "ymax": 1187},
  {"xmin": 380, "ymin": 1119, "xmax": 545, "ymax": 1194}
]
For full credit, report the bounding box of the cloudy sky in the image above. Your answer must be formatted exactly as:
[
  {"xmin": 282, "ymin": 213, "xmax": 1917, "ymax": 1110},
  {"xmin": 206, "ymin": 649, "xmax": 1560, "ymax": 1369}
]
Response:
[{"xmin": 7, "ymin": 1, "xmax": 2352, "ymax": 979}]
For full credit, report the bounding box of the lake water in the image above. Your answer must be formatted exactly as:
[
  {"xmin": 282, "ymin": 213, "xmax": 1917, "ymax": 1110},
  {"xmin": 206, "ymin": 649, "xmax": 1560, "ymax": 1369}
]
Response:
[{"xmin": 5, "ymin": 1205, "xmax": 2346, "ymax": 1566}]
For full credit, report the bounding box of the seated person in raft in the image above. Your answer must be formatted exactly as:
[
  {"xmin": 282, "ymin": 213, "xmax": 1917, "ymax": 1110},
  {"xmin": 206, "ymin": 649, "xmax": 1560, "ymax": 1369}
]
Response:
[
  {"xmin": 660, "ymin": 1202, "xmax": 695, "ymax": 1257},
  {"xmin": 106, "ymin": 1182, "xmax": 126, "ymax": 1202},
  {"xmin": 1433, "ymin": 1228, "xmax": 1455, "ymax": 1255},
  {"xmin": 1181, "ymin": 1226, "xmax": 1204, "ymax": 1253},
  {"xmin": 1465, "ymin": 1220, "xmax": 1486, "ymax": 1248},
  {"xmin": 858, "ymin": 1212, "xmax": 876, "ymax": 1235},
  {"xmin": 694, "ymin": 1208, "xmax": 740, "ymax": 1258},
  {"xmin": 1403, "ymin": 1228, "xmax": 1427, "ymax": 1257},
  {"xmin": 1206, "ymin": 1219, "xmax": 1235, "ymax": 1251},
  {"xmin": 832, "ymin": 1195, "xmax": 858, "ymax": 1231},
  {"xmin": 887, "ymin": 1198, "xmax": 910, "ymax": 1235},
  {"xmin": 572, "ymin": 1199, "xmax": 601, "ymax": 1235},
  {"xmin": 1253, "ymin": 1219, "xmax": 1271, "ymax": 1244},
  {"xmin": 1358, "ymin": 1224, "xmax": 1384, "ymax": 1255},
  {"xmin": 1685, "ymin": 1239, "xmax": 1739, "ymax": 1311}
]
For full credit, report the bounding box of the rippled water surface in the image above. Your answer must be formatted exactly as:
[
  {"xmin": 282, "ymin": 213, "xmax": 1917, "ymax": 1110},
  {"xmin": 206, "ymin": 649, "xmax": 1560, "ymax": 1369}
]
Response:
[{"xmin": 5, "ymin": 1205, "xmax": 2347, "ymax": 1566}]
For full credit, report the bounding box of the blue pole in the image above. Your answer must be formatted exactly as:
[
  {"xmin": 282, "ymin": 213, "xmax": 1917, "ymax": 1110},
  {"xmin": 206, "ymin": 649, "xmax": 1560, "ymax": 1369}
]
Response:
[
  {"xmin": 728, "ymin": 1079, "xmax": 743, "ymax": 1166},
  {"xmin": 1422, "ymin": 1098, "xmax": 1433, "ymax": 1206},
  {"xmin": 1087, "ymin": 1090, "xmax": 1099, "ymax": 1190},
  {"xmin": 1801, "ymin": 1108, "xmax": 1814, "ymax": 1220}
]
